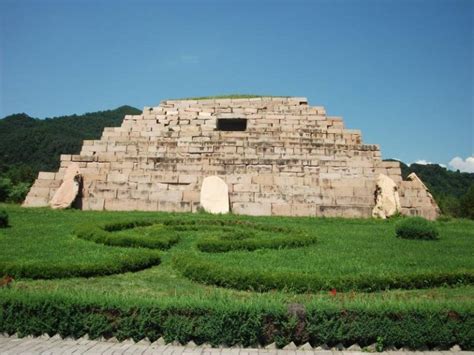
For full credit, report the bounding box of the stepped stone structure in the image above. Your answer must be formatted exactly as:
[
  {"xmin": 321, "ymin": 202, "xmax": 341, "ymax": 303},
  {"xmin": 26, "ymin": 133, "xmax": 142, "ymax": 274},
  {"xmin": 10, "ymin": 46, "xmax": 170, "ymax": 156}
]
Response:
[{"xmin": 23, "ymin": 96, "xmax": 440, "ymax": 219}]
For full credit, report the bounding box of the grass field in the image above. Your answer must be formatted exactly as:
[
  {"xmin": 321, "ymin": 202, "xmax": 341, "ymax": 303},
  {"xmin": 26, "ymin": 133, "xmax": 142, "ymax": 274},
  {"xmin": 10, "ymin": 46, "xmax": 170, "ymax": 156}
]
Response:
[{"xmin": 1, "ymin": 203, "xmax": 473, "ymax": 348}]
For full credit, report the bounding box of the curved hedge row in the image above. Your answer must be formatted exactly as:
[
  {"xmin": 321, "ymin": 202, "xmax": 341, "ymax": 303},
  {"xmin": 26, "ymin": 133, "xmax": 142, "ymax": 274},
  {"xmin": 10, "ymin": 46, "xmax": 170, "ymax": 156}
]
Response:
[
  {"xmin": 155, "ymin": 218, "xmax": 316, "ymax": 253},
  {"xmin": 0, "ymin": 251, "xmax": 161, "ymax": 279},
  {"xmin": 74, "ymin": 220, "xmax": 179, "ymax": 250},
  {"xmin": 173, "ymin": 253, "xmax": 474, "ymax": 293},
  {"xmin": 196, "ymin": 232, "xmax": 318, "ymax": 253}
]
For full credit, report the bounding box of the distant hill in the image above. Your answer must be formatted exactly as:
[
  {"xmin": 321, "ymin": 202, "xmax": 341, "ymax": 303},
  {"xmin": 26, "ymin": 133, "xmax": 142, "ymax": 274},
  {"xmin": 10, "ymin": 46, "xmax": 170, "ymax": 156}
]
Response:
[{"xmin": 0, "ymin": 105, "xmax": 140, "ymax": 182}]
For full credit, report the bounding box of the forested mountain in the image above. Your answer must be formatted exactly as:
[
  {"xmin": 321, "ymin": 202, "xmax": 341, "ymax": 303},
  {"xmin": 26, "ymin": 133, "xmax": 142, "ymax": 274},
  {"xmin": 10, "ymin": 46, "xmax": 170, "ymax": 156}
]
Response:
[
  {"xmin": 0, "ymin": 106, "xmax": 472, "ymax": 217},
  {"xmin": 398, "ymin": 161, "xmax": 474, "ymax": 198},
  {"xmin": 0, "ymin": 106, "xmax": 140, "ymax": 183}
]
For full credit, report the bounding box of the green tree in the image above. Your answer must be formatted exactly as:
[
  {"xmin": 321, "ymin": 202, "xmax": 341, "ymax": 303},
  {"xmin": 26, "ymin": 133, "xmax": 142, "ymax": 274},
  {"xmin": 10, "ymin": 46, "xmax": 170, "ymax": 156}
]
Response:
[{"xmin": 459, "ymin": 185, "xmax": 474, "ymax": 219}]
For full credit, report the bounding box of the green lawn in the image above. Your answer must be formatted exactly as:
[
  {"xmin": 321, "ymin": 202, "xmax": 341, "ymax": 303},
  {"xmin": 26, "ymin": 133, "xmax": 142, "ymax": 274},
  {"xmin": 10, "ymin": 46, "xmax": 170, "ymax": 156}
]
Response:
[
  {"xmin": 1, "ymin": 204, "xmax": 473, "ymax": 348},
  {"xmin": 0, "ymin": 203, "xmax": 473, "ymax": 306}
]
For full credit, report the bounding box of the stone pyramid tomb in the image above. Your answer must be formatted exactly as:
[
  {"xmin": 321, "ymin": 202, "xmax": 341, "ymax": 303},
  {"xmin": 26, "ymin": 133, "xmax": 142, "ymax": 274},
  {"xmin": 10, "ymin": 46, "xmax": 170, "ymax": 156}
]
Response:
[{"xmin": 23, "ymin": 96, "xmax": 440, "ymax": 219}]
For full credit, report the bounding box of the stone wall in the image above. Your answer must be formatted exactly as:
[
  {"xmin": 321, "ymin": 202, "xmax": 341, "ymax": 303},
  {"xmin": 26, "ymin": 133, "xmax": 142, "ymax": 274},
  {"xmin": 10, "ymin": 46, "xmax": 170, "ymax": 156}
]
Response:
[{"xmin": 23, "ymin": 97, "xmax": 440, "ymax": 219}]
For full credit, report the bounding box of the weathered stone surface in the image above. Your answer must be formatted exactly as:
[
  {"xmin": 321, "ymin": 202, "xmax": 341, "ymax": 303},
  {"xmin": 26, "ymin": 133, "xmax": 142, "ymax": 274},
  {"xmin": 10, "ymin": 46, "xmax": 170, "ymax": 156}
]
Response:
[
  {"xmin": 372, "ymin": 174, "xmax": 401, "ymax": 219},
  {"xmin": 200, "ymin": 176, "xmax": 229, "ymax": 214},
  {"xmin": 23, "ymin": 97, "xmax": 439, "ymax": 218},
  {"xmin": 49, "ymin": 163, "xmax": 82, "ymax": 209},
  {"xmin": 398, "ymin": 172, "xmax": 440, "ymax": 220}
]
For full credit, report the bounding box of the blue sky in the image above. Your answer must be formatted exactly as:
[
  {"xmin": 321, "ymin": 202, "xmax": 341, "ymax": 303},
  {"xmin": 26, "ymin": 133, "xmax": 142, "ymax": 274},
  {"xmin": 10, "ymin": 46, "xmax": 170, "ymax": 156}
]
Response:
[{"xmin": 0, "ymin": 0, "xmax": 472, "ymax": 169}]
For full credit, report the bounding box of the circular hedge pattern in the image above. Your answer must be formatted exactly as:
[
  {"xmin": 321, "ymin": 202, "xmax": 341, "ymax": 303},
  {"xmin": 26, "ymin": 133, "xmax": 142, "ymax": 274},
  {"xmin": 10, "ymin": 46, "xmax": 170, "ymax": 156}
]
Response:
[
  {"xmin": 159, "ymin": 219, "xmax": 317, "ymax": 253},
  {"xmin": 74, "ymin": 220, "xmax": 180, "ymax": 250},
  {"xmin": 166, "ymin": 219, "xmax": 473, "ymax": 293}
]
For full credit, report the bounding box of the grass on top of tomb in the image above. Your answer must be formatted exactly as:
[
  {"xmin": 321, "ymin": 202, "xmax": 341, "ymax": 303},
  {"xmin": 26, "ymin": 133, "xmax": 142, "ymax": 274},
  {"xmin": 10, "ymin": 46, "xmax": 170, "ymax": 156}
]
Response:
[
  {"xmin": 0, "ymin": 203, "xmax": 473, "ymax": 311},
  {"xmin": 174, "ymin": 94, "xmax": 289, "ymax": 100}
]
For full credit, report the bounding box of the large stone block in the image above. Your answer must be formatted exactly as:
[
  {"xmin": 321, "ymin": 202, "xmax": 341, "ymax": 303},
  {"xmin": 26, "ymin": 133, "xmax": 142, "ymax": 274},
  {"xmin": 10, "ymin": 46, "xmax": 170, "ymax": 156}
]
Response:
[
  {"xmin": 372, "ymin": 174, "xmax": 401, "ymax": 219},
  {"xmin": 200, "ymin": 176, "xmax": 229, "ymax": 214},
  {"xmin": 232, "ymin": 202, "xmax": 271, "ymax": 216}
]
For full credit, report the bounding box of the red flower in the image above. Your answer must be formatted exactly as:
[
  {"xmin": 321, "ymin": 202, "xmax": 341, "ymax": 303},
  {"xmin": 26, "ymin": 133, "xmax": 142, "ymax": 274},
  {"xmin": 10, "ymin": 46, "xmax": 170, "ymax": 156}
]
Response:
[{"xmin": 330, "ymin": 288, "xmax": 337, "ymax": 296}]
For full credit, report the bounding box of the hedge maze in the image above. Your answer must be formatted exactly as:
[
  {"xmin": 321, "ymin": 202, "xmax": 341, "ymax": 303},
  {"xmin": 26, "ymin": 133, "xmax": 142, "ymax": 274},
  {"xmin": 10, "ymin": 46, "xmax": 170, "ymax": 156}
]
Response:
[{"xmin": 1, "ymin": 208, "xmax": 473, "ymax": 349}]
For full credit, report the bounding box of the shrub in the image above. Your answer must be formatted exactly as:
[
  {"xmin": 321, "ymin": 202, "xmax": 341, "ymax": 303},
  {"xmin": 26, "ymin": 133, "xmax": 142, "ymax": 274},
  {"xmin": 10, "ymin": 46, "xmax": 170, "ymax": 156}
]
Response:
[
  {"xmin": 75, "ymin": 220, "xmax": 180, "ymax": 250},
  {"xmin": 156, "ymin": 218, "xmax": 316, "ymax": 253},
  {"xmin": 172, "ymin": 253, "xmax": 474, "ymax": 293},
  {"xmin": 459, "ymin": 185, "xmax": 474, "ymax": 219},
  {"xmin": 7, "ymin": 182, "xmax": 31, "ymax": 203},
  {"xmin": 196, "ymin": 232, "xmax": 317, "ymax": 253},
  {"xmin": 0, "ymin": 291, "xmax": 472, "ymax": 349},
  {"xmin": 0, "ymin": 210, "xmax": 8, "ymax": 228},
  {"xmin": 0, "ymin": 251, "xmax": 160, "ymax": 279},
  {"xmin": 395, "ymin": 217, "xmax": 439, "ymax": 240}
]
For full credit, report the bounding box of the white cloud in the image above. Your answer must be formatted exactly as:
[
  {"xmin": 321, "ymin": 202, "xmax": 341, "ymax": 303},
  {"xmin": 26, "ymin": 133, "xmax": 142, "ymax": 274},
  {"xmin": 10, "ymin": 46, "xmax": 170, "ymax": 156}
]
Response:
[
  {"xmin": 411, "ymin": 160, "xmax": 446, "ymax": 168},
  {"xmin": 448, "ymin": 156, "xmax": 474, "ymax": 173},
  {"xmin": 413, "ymin": 159, "xmax": 432, "ymax": 165}
]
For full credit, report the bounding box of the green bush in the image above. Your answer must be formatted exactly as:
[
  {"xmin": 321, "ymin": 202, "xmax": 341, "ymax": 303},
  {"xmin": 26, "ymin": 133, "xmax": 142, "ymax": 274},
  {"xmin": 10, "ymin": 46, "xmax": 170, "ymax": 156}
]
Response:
[
  {"xmin": 0, "ymin": 251, "xmax": 160, "ymax": 279},
  {"xmin": 7, "ymin": 182, "xmax": 31, "ymax": 203},
  {"xmin": 0, "ymin": 291, "xmax": 472, "ymax": 349},
  {"xmin": 75, "ymin": 220, "xmax": 180, "ymax": 250},
  {"xmin": 152, "ymin": 218, "xmax": 316, "ymax": 253},
  {"xmin": 173, "ymin": 253, "xmax": 474, "ymax": 292},
  {"xmin": 0, "ymin": 210, "xmax": 8, "ymax": 228},
  {"xmin": 395, "ymin": 217, "xmax": 439, "ymax": 240},
  {"xmin": 459, "ymin": 185, "xmax": 474, "ymax": 219},
  {"xmin": 197, "ymin": 232, "xmax": 317, "ymax": 253},
  {"xmin": 0, "ymin": 177, "xmax": 32, "ymax": 204}
]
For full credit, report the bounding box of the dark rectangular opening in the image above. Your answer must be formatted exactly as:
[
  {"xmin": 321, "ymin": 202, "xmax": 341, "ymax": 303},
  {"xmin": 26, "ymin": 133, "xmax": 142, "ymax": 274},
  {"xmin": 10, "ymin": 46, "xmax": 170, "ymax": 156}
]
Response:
[{"xmin": 217, "ymin": 118, "xmax": 247, "ymax": 131}]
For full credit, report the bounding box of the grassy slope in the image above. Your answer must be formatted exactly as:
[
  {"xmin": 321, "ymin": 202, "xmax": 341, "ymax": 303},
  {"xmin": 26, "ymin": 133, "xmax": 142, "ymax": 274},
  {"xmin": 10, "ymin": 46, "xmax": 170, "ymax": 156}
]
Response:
[{"xmin": 0, "ymin": 204, "xmax": 473, "ymax": 310}]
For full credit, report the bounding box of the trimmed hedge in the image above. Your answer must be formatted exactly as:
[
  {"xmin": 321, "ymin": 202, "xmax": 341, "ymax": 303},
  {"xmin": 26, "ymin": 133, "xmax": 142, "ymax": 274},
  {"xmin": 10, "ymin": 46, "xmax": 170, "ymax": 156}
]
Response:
[
  {"xmin": 197, "ymin": 231, "xmax": 317, "ymax": 253},
  {"xmin": 0, "ymin": 291, "xmax": 472, "ymax": 349},
  {"xmin": 395, "ymin": 217, "xmax": 440, "ymax": 240},
  {"xmin": 173, "ymin": 253, "xmax": 474, "ymax": 292},
  {"xmin": 0, "ymin": 210, "xmax": 8, "ymax": 228},
  {"xmin": 75, "ymin": 220, "xmax": 179, "ymax": 250},
  {"xmin": 0, "ymin": 251, "xmax": 161, "ymax": 279}
]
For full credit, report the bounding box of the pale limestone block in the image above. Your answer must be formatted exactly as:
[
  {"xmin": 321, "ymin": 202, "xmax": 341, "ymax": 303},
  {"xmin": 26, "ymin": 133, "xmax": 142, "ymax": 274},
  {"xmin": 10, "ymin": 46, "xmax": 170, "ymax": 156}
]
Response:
[
  {"xmin": 150, "ymin": 190, "xmax": 182, "ymax": 203},
  {"xmin": 271, "ymin": 203, "xmax": 292, "ymax": 216},
  {"xmin": 183, "ymin": 190, "xmax": 200, "ymax": 202},
  {"xmin": 200, "ymin": 176, "xmax": 229, "ymax": 214},
  {"xmin": 372, "ymin": 174, "xmax": 401, "ymax": 219},
  {"xmin": 50, "ymin": 163, "xmax": 81, "ymax": 209},
  {"xmin": 83, "ymin": 197, "xmax": 105, "ymax": 211},
  {"xmin": 107, "ymin": 173, "xmax": 128, "ymax": 183},
  {"xmin": 232, "ymin": 202, "xmax": 271, "ymax": 216},
  {"xmin": 23, "ymin": 195, "xmax": 50, "ymax": 207},
  {"xmin": 38, "ymin": 172, "xmax": 56, "ymax": 180},
  {"xmin": 104, "ymin": 199, "xmax": 138, "ymax": 211},
  {"xmin": 233, "ymin": 184, "xmax": 259, "ymax": 193},
  {"xmin": 33, "ymin": 179, "xmax": 62, "ymax": 189},
  {"xmin": 292, "ymin": 203, "xmax": 316, "ymax": 216},
  {"xmin": 135, "ymin": 200, "xmax": 159, "ymax": 211}
]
